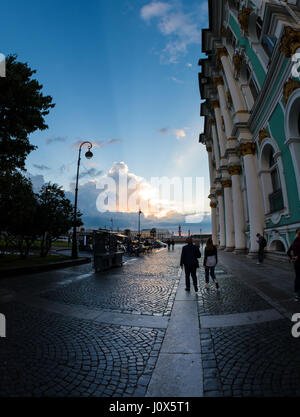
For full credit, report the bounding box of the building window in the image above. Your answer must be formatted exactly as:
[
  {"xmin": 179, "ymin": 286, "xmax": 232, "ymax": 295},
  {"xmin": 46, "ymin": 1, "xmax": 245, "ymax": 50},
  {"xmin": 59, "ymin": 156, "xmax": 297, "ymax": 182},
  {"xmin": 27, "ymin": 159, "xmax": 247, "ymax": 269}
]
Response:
[
  {"xmin": 249, "ymin": 75, "xmax": 259, "ymax": 101},
  {"xmin": 256, "ymin": 17, "xmax": 263, "ymax": 40},
  {"xmin": 226, "ymin": 28, "xmax": 236, "ymax": 51},
  {"xmin": 261, "ymin": 35, "xmax": 277, "ymax": 57},
  {"xmin": 268, "ymin": 150, "xmax": 284, "ymax": 213}
]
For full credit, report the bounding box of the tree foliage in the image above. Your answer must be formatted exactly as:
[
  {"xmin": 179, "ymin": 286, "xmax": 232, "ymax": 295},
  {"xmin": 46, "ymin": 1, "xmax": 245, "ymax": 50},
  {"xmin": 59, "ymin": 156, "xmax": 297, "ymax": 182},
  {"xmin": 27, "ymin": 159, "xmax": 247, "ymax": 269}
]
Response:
[{"xmin": 0, "ymin": 55, "xmax": 55, "ymax": 173}]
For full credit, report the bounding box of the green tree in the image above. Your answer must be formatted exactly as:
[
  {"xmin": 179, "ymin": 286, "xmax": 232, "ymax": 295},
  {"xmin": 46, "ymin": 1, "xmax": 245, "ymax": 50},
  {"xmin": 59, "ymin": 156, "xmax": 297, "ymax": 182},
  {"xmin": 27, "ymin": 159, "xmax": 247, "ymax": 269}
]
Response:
[
  {"xmin": 36, "ymin": 184, "xmax": 82, "ymax": 257},
  {"xmin": 0, "ymin": 172, "xmax": 38, "ymax": 257},
  {"xmin": 0, "ymin": 55, "xmax": 55, "ymax": 173},
  {"xmin": 150, "ymin": 228, "xmax": 157, "ymax": 240}
]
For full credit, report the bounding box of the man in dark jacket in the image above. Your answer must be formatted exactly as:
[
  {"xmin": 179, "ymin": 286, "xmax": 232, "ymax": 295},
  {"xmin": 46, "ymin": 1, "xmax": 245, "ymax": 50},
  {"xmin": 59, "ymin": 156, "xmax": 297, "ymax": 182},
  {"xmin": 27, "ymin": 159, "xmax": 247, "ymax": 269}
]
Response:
[
  {"xmin": 180, "ymin": 237, "xmax": 201, "ymax": 292},
  {"xmin": 287, "ymin": 229, "xmax": 300, "ymax": 301},
  {"xmin": 256, "ymin": 233, "xmax": 266, "ymax": 264}
]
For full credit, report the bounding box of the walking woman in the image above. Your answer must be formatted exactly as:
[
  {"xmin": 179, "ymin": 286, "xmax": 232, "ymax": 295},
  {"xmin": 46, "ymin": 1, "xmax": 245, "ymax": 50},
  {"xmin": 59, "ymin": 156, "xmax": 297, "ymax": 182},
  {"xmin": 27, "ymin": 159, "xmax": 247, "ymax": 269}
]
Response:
[
  {"xmin": 203, "ymin": 237, "xmax": 219, "ymax": 290},
  {"xmin": 287, "ymin": 229, "xmax": 300, "ymax": 301}
]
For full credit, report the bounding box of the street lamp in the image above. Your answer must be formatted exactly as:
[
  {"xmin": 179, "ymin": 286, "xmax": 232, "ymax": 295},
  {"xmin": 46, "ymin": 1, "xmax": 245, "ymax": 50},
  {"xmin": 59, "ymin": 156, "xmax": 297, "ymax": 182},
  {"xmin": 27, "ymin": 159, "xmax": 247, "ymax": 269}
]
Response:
[
  {"xmin": 138, "ymin": 209, "xmax": 142, "ymax": 244},
  {"xmin": 71, "ymin": 141, "xmax": 93, "ymax": 259}
]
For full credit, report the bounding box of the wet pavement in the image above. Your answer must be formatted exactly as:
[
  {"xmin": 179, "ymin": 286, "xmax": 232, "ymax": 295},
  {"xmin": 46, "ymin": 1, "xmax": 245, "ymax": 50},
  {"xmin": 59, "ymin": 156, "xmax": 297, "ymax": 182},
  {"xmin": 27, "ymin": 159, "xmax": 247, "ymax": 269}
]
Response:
[{"xmin": 0, "ymin": 245, "xmax": 300, "ymax": 397}]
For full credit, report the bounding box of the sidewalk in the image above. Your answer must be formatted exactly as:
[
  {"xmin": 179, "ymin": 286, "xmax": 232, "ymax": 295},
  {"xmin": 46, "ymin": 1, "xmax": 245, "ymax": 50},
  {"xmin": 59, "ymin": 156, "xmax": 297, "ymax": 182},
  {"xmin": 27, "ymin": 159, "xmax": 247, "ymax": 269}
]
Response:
[{"xmin": 0, "ymin": 247, "xmax": 300, "ymax": 397}]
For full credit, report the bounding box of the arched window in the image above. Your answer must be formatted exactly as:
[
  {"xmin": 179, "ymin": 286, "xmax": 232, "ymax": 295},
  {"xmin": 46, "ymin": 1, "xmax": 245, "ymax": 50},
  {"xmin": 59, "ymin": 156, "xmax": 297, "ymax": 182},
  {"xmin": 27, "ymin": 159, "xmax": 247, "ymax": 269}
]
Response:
[
  {"xmin": 284, "ymin": 87, "xmax": 300, "ymax": 200},
  {"xmin": 269, "ymin": 239, "xmax": 286, "ymax": 252},
  {"xmin": 259, "ymin": 142, "xmax": 287, "ymax": 218}
]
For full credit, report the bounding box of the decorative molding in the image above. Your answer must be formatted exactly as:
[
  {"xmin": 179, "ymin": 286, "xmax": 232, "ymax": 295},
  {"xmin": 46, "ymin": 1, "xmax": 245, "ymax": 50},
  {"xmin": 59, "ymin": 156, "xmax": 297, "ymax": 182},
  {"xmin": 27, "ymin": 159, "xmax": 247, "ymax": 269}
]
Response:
[
  {"xmin": 213, "ymin": 77, "xmax": 224, "ymax": 88},
  {"xmin": 210, "ymin": 201, "xmax": 218, "ymax": 208},
  {"xmin": 227, "ymin": 136, "xmax": 237, "ymax": 141},
  {"xmin": 216, "ymin": 47, "xmax": 228, "ymax": 59},
  {"xmin": 206, "ymin": 146, "xmax": 212, "ymax": 152},
  {"xmin": 216, "ymin": 189, "xmax": 223, "ymax": 196},
  {"xmin": 280, "ymin": 26, "xmax": 300, "ymax": 58},
  {"xmin": 283, "ymin": 77, "xmax": 300, "ymax": 105},
  {"xmin": 233, "ymin": 53, "xmax": 244, "ymax": 76},
  {"xmin": 211, "ymin": 100, "xmax": 220, "ymax": 109},
  {"xmin": 258, "ymin": 128, "xmax": 270, "ymax": 145},
  {"xmin": 221, "ymin": 179, "xmax": 232, "ymax": 188},
  {"xmin": 228, "ymin": 165, "xmax": 242, "ymax": 176},
  {"xmin": 238, "ymin": 7, "xmax": 253, "ymax": 34},
  {"xmin": 238, "ymin": 142, "xmax": 256, "ymax": 156}
]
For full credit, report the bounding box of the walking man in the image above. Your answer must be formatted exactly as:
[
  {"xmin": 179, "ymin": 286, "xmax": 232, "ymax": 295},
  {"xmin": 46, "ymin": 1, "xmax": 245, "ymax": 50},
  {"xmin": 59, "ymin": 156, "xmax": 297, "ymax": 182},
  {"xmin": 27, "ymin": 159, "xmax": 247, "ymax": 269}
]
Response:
[
  {"xmin": 256, "ymin": 233, "xmax": 267, "ymax": 264},
  {"xmin": 287, "ymin": 229, "xmax": 300, "ymax": 301},
  {"xmin": 180, "ymin": 237, "xmax": 201, "ymax": 292}
]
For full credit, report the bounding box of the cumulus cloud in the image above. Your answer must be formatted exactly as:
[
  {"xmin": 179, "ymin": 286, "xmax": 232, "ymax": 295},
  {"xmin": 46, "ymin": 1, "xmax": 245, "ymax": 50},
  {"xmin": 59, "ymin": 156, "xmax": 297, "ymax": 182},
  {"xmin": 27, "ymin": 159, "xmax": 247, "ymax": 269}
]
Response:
[
  {"xmin": 33, "ymin": 164, "xmax": 51, "ymax": 171},
  {"xmin": 46, "ymin": 136, "xmax": 67, "ymax": 145},
  {"xmin": 140, "ymin": 1, "xmax": 206, "ymax": 63}
]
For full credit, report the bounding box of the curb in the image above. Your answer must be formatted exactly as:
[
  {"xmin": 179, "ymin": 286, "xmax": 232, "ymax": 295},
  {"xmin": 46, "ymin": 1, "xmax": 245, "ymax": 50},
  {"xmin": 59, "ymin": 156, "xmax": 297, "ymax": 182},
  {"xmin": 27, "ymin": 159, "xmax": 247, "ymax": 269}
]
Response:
[{"xmin": 0, "ymin": 257, "xmax": 91, "ymax": 278}]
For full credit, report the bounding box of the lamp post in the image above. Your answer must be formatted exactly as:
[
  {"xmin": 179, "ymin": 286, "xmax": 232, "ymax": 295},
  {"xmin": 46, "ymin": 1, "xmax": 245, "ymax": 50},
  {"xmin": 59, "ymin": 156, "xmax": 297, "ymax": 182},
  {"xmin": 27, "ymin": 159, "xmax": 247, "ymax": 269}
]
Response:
[
  {"xmin": 138, "ymin": 209, "xmax": 142, "ymax": 243},
  {"xmin": 71, "ymin": 141, "xmax": 93, "ymax": 259}
]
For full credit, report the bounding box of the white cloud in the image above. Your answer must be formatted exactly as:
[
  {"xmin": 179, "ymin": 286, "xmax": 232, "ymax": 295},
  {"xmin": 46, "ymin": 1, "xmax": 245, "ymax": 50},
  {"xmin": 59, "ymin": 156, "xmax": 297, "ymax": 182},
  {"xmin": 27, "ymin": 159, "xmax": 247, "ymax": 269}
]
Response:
[
  {"xmin": 170, "ymin": 76, "xmax": 183, "ymax": 84},
  {"xmin": 140, "ymin": 1, "xmax": 206, "ymax": 63},
  {"xmin": 140, "ymin": 2, "xmax": 171, "ymax": 20}
]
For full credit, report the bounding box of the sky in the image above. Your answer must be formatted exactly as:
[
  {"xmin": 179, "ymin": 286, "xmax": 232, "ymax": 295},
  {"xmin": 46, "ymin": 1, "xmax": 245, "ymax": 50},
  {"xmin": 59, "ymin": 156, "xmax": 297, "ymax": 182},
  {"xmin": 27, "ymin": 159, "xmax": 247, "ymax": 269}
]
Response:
[{"xmin": 1, "ymin": 0, "xmax": 210, "ymax": 234}]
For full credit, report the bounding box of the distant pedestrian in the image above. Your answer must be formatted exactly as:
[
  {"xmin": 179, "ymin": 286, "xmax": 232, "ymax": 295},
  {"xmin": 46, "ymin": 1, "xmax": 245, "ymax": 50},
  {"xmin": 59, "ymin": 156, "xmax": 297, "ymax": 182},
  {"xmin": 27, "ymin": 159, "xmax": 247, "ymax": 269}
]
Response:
[
  {"xmin": 256, "ymin": 233, "xmax": 267, "ymax": 264},
  {"xmin": 180, "ymin": 237, "xmax": 201, "ymax": 292},
  {"xmin": 287, "ymin": 229, "xmax": 300, "ymax": 301},
  {"xmin": 203, "ymin": 237, "xmax": 219, "ymax": 290},
  {"xmin": 167, "ymin": 239, "xmax": 171, "ymax": 250},
  {"xmin": 171, "ymin": 239, "xmax": 175, "ymax": 250}
]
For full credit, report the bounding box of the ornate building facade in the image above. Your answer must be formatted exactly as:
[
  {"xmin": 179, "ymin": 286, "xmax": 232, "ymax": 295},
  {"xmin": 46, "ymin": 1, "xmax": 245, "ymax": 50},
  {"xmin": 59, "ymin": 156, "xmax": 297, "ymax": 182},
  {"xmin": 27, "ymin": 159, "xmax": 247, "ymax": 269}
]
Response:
[{"xmin": 199, "ymin": 0, "xmax": 300, "ymax": 257}]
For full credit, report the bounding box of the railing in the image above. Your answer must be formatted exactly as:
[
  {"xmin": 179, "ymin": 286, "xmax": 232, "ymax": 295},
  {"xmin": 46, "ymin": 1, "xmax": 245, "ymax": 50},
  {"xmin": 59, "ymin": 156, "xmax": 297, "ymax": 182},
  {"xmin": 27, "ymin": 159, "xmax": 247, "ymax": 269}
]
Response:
[{"xmin": 269, "ymin": 189, "xmax": 284, "ymax": 213}]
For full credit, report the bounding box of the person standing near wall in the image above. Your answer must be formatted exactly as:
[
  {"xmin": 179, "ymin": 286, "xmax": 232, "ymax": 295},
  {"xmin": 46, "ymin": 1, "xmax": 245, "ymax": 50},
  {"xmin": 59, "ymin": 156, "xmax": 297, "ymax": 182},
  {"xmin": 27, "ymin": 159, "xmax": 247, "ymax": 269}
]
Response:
[{"xmin": 287, "ymin": 229, "xmax": 300, "ymax": 302}]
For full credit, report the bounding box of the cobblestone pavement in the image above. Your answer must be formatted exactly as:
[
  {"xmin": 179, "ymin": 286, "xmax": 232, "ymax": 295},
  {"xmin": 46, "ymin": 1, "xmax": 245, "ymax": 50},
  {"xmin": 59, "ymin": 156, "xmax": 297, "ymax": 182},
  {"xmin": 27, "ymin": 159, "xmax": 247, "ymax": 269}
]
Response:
[{"xmin": 1, "ymin": 246, "xmax": 300, "ymax": 397}]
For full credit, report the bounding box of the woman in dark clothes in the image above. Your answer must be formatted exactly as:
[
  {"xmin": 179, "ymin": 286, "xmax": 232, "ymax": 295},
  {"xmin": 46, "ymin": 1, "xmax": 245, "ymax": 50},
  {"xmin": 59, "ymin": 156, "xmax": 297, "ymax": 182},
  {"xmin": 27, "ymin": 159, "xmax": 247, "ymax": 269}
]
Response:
[
  {"xmin": 287, "ymin": 229, "xmax": 300, "ymax": 301},
  {"xmin": 203, "ymin": 237, "xmax": 219, "ymax": 290}
]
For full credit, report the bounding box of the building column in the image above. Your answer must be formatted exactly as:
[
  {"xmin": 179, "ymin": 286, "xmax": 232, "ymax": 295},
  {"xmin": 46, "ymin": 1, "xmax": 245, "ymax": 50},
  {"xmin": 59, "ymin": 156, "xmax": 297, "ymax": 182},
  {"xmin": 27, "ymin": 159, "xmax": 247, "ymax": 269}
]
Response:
[
  {"xmin": 212, "ymin": 100, "xmax": 235, "ymax": 251},
  {"xmin": 228, "ymin": 165, "xmax": 247, "ymax": 252},
  {"xmin": 221, "ymin": 179, "xmax": 235, "ymax": 251},
  {"xmin": 214, "ymin": 77, "xmax": 233, "ymax": 137},
  {"xmin": 239, "ymin": 143, "xmax": 265, "ymax": 254},
  {"xmin": 217, "ymin": 48, "xmax": 247, "ymax": 114},
  {"xmin": 209, "ymin": 197, "xmax": 218, "ymax": 246},
  {"xmin": 216, "ymin": 188, "xmax": 225, "ymax": 249},
  {"xmin": 210, "ymin": 120, "xmax": 220, "ymax": 170}
]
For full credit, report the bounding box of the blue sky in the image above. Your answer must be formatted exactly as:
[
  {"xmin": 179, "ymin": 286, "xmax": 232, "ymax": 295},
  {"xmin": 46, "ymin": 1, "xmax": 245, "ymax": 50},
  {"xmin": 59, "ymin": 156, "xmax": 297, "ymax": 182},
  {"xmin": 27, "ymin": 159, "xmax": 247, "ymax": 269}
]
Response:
[{"xmin": 1, "ymin": 0, "xmax": 209, "ymax": 232}]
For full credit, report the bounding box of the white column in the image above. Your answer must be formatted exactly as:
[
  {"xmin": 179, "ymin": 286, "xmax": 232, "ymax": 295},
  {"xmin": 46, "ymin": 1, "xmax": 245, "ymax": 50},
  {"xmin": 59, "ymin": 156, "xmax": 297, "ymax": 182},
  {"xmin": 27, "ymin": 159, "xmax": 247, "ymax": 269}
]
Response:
[
  {"xmin": 207, "ymin": 146, "xmax": 215, "ymax": 187},
  {"xmin": 222, "ymin": 180, "xmax": 235, "ymax": 250},
  {"xmin": 213, "ymin": 103, "xmax": 226, "ymax": 157},
  {"xmin": 210, "ymin": 120, "xmax": 220, "ymax": 170},
  {"xmin": 218, "ymin": 49, "xmax": 246, "ymax": 113},
  {"xmin": 240, "ymin": 143, "xmax": 265, "ymax": 254},
  {"xmin": 210, "ymin": 200, "xmax": 218, "ymax": 246},
  {"xmin": 216, "ymin": 189, "xmax": 225, "ymax": 249},
  {"xmin": 229, "ymin": 166, "xmax": 247, "ymax": 251},
  {"xmin": 214, "ymin": 78, "xmax": 233, "ymax": 138}
]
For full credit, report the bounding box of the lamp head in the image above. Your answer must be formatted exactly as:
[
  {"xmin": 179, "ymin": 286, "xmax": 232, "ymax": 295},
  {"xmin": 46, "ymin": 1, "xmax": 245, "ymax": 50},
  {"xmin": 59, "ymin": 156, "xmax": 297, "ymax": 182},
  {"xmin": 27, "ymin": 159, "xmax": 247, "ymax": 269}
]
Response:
[{"xmin": 85, "ymin": 150, "xmax": 93, "ymax": 159}]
